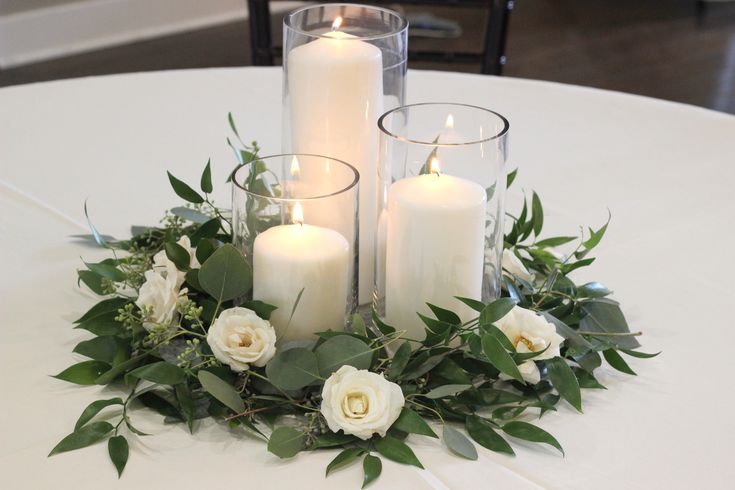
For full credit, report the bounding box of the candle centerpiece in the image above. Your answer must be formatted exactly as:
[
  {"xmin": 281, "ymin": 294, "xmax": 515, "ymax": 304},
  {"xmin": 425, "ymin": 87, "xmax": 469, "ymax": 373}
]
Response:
[
  {"xmin": 376, "ymin": 103, "xmax": 510, "ymax": 339},
  {"xmin": 232, "ymin": 153, "xmax": 359, "ymax": 342},
  {"xmin": 283, "ymin": 3, "xmax": 408, "ymax": 304}
]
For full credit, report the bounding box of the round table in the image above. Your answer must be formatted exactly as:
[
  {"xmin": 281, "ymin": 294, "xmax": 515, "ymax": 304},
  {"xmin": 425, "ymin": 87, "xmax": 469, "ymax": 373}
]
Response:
[{"xmin": 1, "ymin": 67, "xmax": 733, "ymax": 490}]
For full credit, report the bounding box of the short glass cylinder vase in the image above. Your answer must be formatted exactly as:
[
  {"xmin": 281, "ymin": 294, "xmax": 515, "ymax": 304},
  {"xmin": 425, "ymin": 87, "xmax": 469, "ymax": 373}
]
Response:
[
  {"xmin": 282, "ymin": 3, "xmax": 408, "ymax": 305},
  {"xmin": 232, "ymin": 154, "xmax": 359, "ymax": 343},
  {"xmin": 375, "ymin": 103, "xmax": 509, "ymax": 340}
]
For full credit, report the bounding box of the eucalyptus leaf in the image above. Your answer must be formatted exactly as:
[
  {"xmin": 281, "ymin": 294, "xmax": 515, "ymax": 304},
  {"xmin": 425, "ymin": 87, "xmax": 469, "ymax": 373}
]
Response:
[
  {"xmin": 442, "ymin": 424, "xmax": 478, "ymax": 460},
  {"xmin": 362, "ymin": 454, "xmax": 382, "ymax": 488},
  {"xmin": 373, "ymin": 436, "xmax": 423, "ymax": 468},
  {"xmin": 265, "ymin": 348, "xmax": 320, "ymax": 391},
  {"xmin": 199, "ymin": 244, "xmax": 252, "ymax": 302},
  {"xmin": 316, "ymin": 335, "xmax": 372, "ymax": 377},
  {"xmin": 108, "ymin": 435, "xmax": 129, "ymax": 477},
  {"xmin": 466, "ymin": 415, "xmax": 514, "ymax": 455},
  {"xmin": 198, "ymin": 370, "xmax": 245, "ymax": 413},
  {"xmin": 267, "ymin": 427, "xmax": 305, "ymax": 458},
  {"xmin": 325, "ymin": 447, "xmax": 364, "ymax": 476}
]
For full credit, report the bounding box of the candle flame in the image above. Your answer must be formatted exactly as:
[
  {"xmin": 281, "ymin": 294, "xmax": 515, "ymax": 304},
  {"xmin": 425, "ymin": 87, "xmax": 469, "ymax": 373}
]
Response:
[
  {"xmin": 292, "ymin": 202, "xmax": 304, "ymax": 225},
  {"xmin": 290, "ymin": 156, "xmax": 301, "ymax": 177},
  {"xmin": 429, "ymin": 157, "xmax": 441, "ymax": 176},
  {"xmin": 332, "ymin": 16, "xmax": 343, "ymax": 31},
  {"xmin": 445, "ymin": 114, "xmax": 454, "ymax": 129}
]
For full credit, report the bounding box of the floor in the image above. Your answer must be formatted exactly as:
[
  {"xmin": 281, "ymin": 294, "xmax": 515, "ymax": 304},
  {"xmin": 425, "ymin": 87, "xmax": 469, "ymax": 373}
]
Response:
[{"xmin": 1, "ymin": 0, "xmax": 734, "ymax": 114}]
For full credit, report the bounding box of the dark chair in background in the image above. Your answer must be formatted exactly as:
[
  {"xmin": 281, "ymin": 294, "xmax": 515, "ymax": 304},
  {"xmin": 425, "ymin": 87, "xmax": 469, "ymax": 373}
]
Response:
[{"xmin": 247, "ymin": 0, "xmax": 514, "ymax": 75}]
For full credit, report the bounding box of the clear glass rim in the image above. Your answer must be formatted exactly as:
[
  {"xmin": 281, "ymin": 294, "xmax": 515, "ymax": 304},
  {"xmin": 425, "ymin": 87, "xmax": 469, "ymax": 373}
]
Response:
[
  {"xmin": 378, "ymin": 102, "xmax": 510, "ymax": 147},
  {"xmin": 231, "ymin": 153, "xmax": 360, "ymax": 202},
  {"xmin": 284, "ymin": 3, "xmax": 409, "ymax": 42}
]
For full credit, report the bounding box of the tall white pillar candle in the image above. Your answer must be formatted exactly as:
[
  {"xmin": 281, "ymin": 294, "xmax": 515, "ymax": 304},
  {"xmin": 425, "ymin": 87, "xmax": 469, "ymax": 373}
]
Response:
[
  {"xmin": 287, "ymin": 21, "xmax": 383, "ymax": 304},
  {"xmin": 253, "ymin": 204, "xmax": 350, "ymax": 342},
  {"xmin": 385, "ymin": 165, "xmax": 486, "ymax": 340}
]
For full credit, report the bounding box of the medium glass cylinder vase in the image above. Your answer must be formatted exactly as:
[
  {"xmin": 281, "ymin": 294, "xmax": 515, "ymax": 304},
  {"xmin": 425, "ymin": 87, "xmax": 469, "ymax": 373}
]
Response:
[
  {"xmin": 375, "ymin": 103, "xmax": 509, "ymax": 340},
  {"xmin": 232, "ymin": 154, "xmax": 359, "ymax": 343},
  {"xmin": 282, "ymin": 3, "xmax": 408, "ymax": 305}
]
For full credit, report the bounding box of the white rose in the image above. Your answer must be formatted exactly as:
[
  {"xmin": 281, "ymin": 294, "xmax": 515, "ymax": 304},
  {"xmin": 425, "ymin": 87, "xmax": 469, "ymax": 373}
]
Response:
[
  {"xmin": 495, "ymin": 306, "xmax": 565, "ymax": 361},
  {"xmin": 152, "ymin": 236, "xmax": 200, "ymax": 289},
  {"xmin": 135, "ymin": 270, "xmax": 186, "ymax": 331},
  {"xmin": 207, "ymin": 307, "xmax": 277, "ymax": 372},
  {"xmin": 502, "ymin": 249, "xmax": 534, "ymax": 283},
  {"xmin": 320, "ymin": 365, "xmax": 404, "ymax": 440}
]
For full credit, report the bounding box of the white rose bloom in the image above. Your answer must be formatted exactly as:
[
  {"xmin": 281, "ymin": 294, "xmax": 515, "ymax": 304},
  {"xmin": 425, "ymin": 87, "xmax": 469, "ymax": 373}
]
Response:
[
  {"xmin": 495, "ymin": 306, "xmax": 565, "ymax": 361},
  {"xmin": 500, "ymin": 360, "xmax": 541, "ymax": 384},
  {"xmin": 320, "ymin": 365, "xmax": 404, "ymax": 440},
  {"xmin": 207, "ymin": 307, "xmax": 277, "ymax": 372},
  {"xmin": 152, "ymin": 236, "xmax": 200, "ymax": 289},
  {"xmin": 502, "ymin": 249, "xmax": 534, "ymax": 283},
  {"xmin": 135, "ymin": 270, "xmax": 186, "ymax": 331}
]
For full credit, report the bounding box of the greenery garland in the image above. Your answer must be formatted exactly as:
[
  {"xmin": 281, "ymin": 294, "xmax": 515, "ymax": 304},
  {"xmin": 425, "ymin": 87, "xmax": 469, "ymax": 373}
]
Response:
[{"xmin": 50, "ymin": 115, "xmax": 657, "ymax": 486}]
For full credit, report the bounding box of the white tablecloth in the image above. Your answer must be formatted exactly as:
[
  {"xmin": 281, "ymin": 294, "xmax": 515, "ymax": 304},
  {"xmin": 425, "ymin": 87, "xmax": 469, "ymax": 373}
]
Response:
[{"xmin": 1, "ymin": 67, "xmax": 734, "ymax": 489}]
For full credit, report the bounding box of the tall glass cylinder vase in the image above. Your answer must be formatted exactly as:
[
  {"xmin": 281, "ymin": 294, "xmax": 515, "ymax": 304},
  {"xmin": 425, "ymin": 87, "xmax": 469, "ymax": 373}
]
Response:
[
  {"xmin": 232, "ymin": 154, "xmax": 359, "ymax": 343},
  {"xmin": 282, "ymin": 3, "xmax": 408, "ymax": 305},
  {"xmin": 375, "ymin": 103, "xmax": 509, "ymax": 341}
]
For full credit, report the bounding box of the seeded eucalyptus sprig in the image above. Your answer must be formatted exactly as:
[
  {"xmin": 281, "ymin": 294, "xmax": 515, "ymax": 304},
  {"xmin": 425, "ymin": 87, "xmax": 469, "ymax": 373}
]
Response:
[{"xmin": 52, "ymin": 118, "xmax": 657, "ymax": 486}]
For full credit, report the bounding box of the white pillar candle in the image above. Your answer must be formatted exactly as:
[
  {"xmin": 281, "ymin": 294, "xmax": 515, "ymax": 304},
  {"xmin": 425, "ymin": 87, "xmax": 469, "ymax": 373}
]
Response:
[
  {"xmin": 287, "ymin": 18, "xmax": 383, "ymax": 305},
  {"xmin": 253, "ymin": 203, "xmax": 350, "ymax": 342},
  {"xmin": 385, "ymin": 161, "xmax": 486, "ymax": 340}
]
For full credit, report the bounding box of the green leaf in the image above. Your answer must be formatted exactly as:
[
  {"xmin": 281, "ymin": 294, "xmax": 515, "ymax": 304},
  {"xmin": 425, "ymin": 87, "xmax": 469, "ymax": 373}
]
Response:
[
  {"xmin": 315, "ymin": 335, "xmax": 372, "ymax": 377},
  {"xmin": 75, "ymin": 398, "xmax": 123, "ymax": 430},
  {"xmin": 531, "ymin": 192, "xmax": 543, "ymax": 236},
  {"xmin": 362, "ymin": 454, "xmax": 382, "ymax": 488},
  {"xmin": 195, "ymin": 238, "xmax": 216, "ymax": 263},
  {"xmin": 165, "ymin": 241, "xmax": 190, "ymax": 271},
  {"xmin": 541, "ymin": 312, "xmax": 592, "ymax": 358},
  {"xmin": 427, "ymin": 303, "xmax": 461, "ymax": 324},
  {"xmin": 167, "ymin": 171, "xmax": 204, "ymax": 204},
  {"xmin": 433, "ymin": 357, "xmax": 472, "ymax": 384},
  {"xmin": 620, "ymin": 349, "xmax": 660, "ymax": 359},
  {"xmin": 479, "ymin": 298, "xmax": 516, "ymax": 325},
  {"xmin": 53, "ymin": 361, "xmax": 111, "ymax": 385},
  {"xmin": 466, "ymin": 415, "xmax": 514, "ymax": 455},
  {"xmin": 49, "ymin": 421, "xmax": 113, "ymax": 456},
  {"xmin": 545, "ymin": 357, "xmax": 582, "ymax": 412},
  {"xmin": 424, "ymin": 384, "xmax": 472, "ymax": 400},
  {"xmin": 506, "ymin": 168, "xmax": 518, "ymax": 188},
  {"xmin": 580, "ymin": 299, "xmax": 640, "ymax": 349},
  {"xmin": 84, "ymin": 261, "xmax": 126, "ymax": 282},
  {"xmin": 326, "ymin": 447, "xmax": 365, "ymax": 476},
  {"xmin": 502, "ymin": 421, "xmax": 564, "ymax": 456},
  {"xmin": 170, "ymin": 206, "xmax": 211, "ymax": 224},
  {"xmin": 482, "ymin": 335, "xmax": 524, "ymax": 384},
  {"xmin": 265, "ymin": 348, "xmax": 320, "ymax": 391},
  {"xmin": 190, "ymin": 218, "xmax": 221, "ymax": 245},
  {"xmin": 575, "ymin": 350, "xmax": 602, "ymax": 373},
  {"xmin": 582, "ymin": 214, "xmax": 610, "ymax": 251},
  {"xmin": 198, "ymin": 370, "xmax": 245, "ymax": 413},
  {"xmin": 74, "ymin": 311, "xmax": 123, "ymax": 336},
  {"xmin": 573, "ymin": 368, "xmax": 607, "ymax": 389},
  {"xmin": 75, "ymin": 297, "xmax": 128, "ymax": 324},
  {"xmin": 175, "ymin": 383, "xmax": 196, "ymax": 433},
  {"xmin": 387, "ymin": 342, "xmax": 411, "ymax": 380},
  {"xmin": 603, "ymin": 349, "xmax": 636, "ymax": 375},
  {"xmin": 534, "ymin": 236, "xmax": 577, "ymax": 248},
  {"xmin": 481, "ymin": 323, "xmax": 515, "ymax": 352},
  {"xmin": 199, "ymin": 244, "xmax": 252, "ymax": 302},
  {"xmin": 578, "ymin": 282, "xmax": 612, "ymax": 298},
  {"xmin": 108, "ymin": 435, "xmax": 129, "ymax": 478},
  {"xmin": 267, "ymin": 427, "xmax": 305, "ymax": 458},
  {"xmin": 200, "ymin": 158, "xmax": 213, "ymax": 193},
  {"xmin": 78, "ymin": 270, "xmax": 106, "ymax": 295},
  {"xmin": 351, "ymin": 313, "xmax": 368, "ymax": 337},
  {"xmin": 240, "ymin": 300, "xmax": 278, "ymax": 320},
  {"xmin": 311, "ymin": 432, "xmax": 357, "ymax": 449},
  {"xmin": 94, "ymin": 354, "xmax": 147, "ymax": 385},
  {"xmin": 562, "ymin": 258, "xmax": 595, "ymax": 274},
  {"xmin": 73, "ymin": 336, "xmax": 122, "ymax": 364},
  {"xmin": 373, "ymin": 436, "xmax": 423, "ymax": 468},
  {"xmin": 128, "ymin": 361, "xmax": 185, "ymax": 385},
  {"xmin": 454, "ymin": 296, "xmax": 485, "ymax": 312},
  {"xmin": 442, "ymin": 425, "xmax": 477, "ymax": 460},
  {"xmin": 391, "ymin": 408, "xmax": 438, "ymax": 438},
  {"xmin": 371, "ymin": 310, "xmax": 395, "ymax": 335}
]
